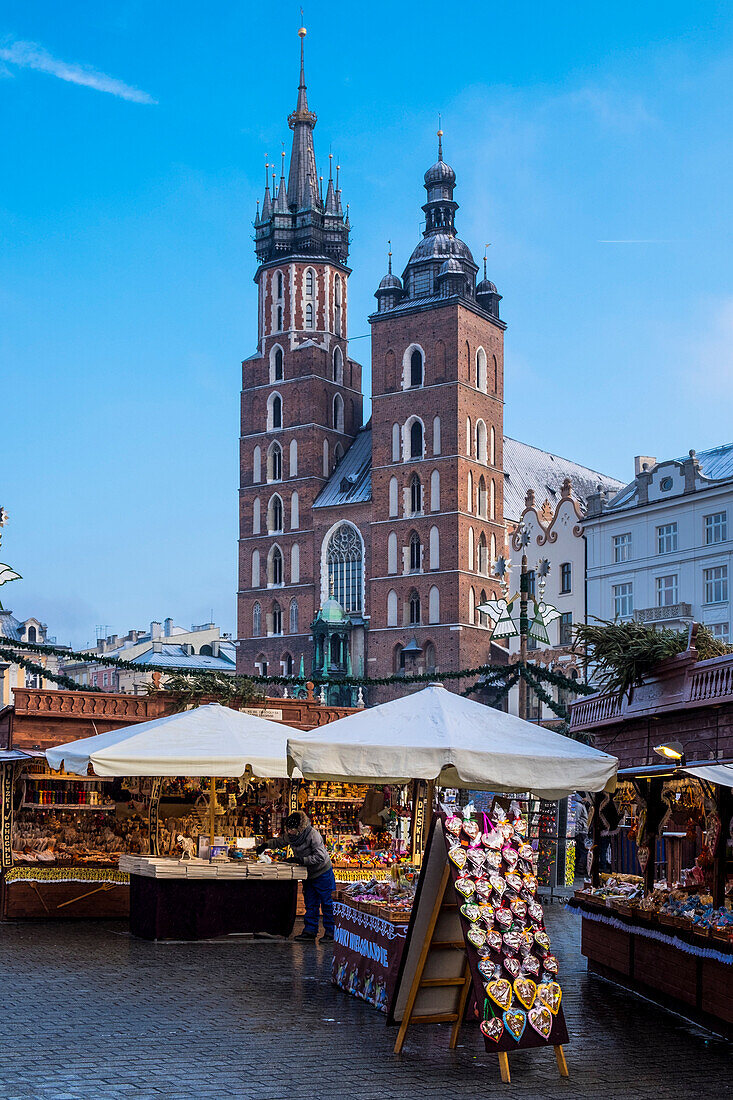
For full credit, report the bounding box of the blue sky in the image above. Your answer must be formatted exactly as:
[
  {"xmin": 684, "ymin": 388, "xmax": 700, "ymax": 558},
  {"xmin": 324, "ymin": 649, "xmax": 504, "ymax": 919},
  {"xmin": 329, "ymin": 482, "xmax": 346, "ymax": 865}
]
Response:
[{"xmin": 2, "ymin": 1, "xmax": 732, "ymax": 647}]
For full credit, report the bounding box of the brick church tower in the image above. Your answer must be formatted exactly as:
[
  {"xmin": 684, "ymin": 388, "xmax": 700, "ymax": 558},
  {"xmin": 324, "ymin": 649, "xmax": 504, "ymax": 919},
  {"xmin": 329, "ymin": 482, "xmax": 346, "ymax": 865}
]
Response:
[
  {"xmin": 237, "ymin": 29, "xmax": 363, "ymax": 678},
  {"xmin": 367, "ymin": 131, "xmax": 506, "ymax": 692}
]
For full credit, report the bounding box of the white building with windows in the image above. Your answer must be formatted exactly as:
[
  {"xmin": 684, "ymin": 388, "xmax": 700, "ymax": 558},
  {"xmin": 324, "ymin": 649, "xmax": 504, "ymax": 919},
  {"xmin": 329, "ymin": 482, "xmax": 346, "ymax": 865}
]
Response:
[{"xmin": 584, "ymin": 444, "xmax": 733, "ymax": 641}]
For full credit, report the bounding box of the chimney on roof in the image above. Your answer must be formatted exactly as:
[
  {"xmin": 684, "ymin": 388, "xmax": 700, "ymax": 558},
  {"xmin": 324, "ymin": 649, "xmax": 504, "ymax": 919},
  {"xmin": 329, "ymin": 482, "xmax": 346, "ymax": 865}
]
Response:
[
  {"xmin": 211, "ymin": 640, "xmax": 220, "ymax": 658},
  {"xmin": 635, "ymin": 456, "xmax": 656, "ymax": 476},
  {"xmin": 150, "ymin": 621, "xmax": 162, "ymax": 641},
  {"xmin": 164, "ymin": 617, "xmax": 174, "ymax": 637},
  {"xmin": 151, "ymin": 640, "xmax": 162, "ymax": 654}
]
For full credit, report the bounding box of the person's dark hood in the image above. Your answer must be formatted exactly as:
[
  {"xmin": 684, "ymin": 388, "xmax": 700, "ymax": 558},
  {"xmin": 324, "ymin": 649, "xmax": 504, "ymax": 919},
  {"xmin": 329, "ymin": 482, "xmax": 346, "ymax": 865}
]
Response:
[{"xmin": 288, "ymin": 810, "xmax": 311, "ymax": 842}]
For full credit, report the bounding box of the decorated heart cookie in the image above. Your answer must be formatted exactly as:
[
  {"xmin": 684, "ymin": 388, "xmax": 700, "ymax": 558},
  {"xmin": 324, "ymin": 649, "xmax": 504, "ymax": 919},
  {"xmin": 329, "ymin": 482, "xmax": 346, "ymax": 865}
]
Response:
[
  {"xmin": 460, "ymin": 902, "xmax": 481, "ymax": 923},
  {"xmin": 510, "ymin": 898, "xmax": 527, "ymax": 921},
  {"xmin": 518, "ymin": 842, "xmax": 534, "ymax": 861},
  {"xmin": 491, "ymin": 805, "xmax": 508, "ymax": 824},
  {"xmin": 448, "ymin": 846, "xmax": 468, "ymax": 870},
  {"xmin": 486, "ymin": 978, "xmax": 513, "ymax": 1011},
  {"xmin": 528, "ymin": 1003, "xmax": 553, "ymax": 1039},
  {"xmin": 517, "ymin": 859, "xmax": 533, "ymax": 876},
  {"xmin": 522, "ymin": 955, "xmax": 540, "ymax": 977},
  {"xmin": 482, "ymin": 831, "xmax": 503, "ymax": 850},
  {"xmin": 543, "ymin": 955, "xmax": 559, "ymax": 975},
  {"xmin": 486, "ymin": 930, "xmax": 503, "ymax": 953},
  {"xmin": 503, "ymin": 956, "xmax": 521, "ymax": 979},
  {"xmin": 480, "ymin": 1017, "xmax": 504, "ymax": 1043},
  {"xmin": 499, "ymin": 823, "xmax": 515, "ymax": 841},
  {"xmin": 513, "ymin": 977, "xmax": 537, "ymax": 1009},
  {"xmin": 485, "ymin": 849, "xmax": 502, "ymax": 871},
  {"xmin": 519, "ymin": 929, "xmax": 534, "ymax": 954},
  {"xmin": 502, "ymin": 930, "xmax": 522, "ymax": 954},
  {"xmin": 467, "ymin": 847, "xmax": 486, "ymax": 872},
  {"xmin": 478, "ymin": 958, "xmax": 496, "ymax": 980},
  {"xmin": 489, "ymin": 874, "xmax": 506, "ymax": 898},
  {"xmin": 537, "ymin": 981, "xmax": 562, "ymax": 1015},
  {"xmin": 534, "ymin": 930, "xmax": 551, "ymax": 954},
  {"xmin": 475, "ymin": 878, "xmax": 492, "ymax": 901},
  {"xmin": 454, "ymin": 876, "xmax": 475, "ymax": 898},
  {"xmin": 479, "ymin": 904, "xmax": 495, "ymax": 928},
  {"xmin": 523, "ymin": 874, "xmax": 538, "ymax": 894},
  {"xmin": 528, "ymin": 902, "xmax": 544, "ymax": 925},
  {"xmin": 445, "ymin": 815, "xmax": 463, "ymax": 837},
  {"xmin": 502, "ymin": 844, "xmax": 519, "ymax": 867},
  {"xmin": 503, "ymin": 1008, "xmax": 527, "ymax": 1041},
  {"xmin": 462, "ymin": 819, "xmax": 480, "ymax": 842},
  {"xmin": 495, "ymin": 907, "xmax": 513, "ymax": 929},
  {"xmin": 467, "ymin": 925, "xmax": 487, "ymax": 949}
]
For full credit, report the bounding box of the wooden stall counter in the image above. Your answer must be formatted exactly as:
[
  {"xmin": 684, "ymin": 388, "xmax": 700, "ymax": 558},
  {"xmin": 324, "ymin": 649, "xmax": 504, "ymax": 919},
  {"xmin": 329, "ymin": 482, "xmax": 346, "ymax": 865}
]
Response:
[{"xmin": 119, "ymin": 856, "xmax": 307, "ymax": 941}]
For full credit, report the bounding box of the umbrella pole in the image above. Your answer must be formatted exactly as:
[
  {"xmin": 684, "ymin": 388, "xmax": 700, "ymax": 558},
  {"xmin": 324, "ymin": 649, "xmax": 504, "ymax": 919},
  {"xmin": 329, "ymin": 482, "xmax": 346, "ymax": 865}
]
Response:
[{"xmin": 209, "ymin": 777, "xmax": 216, "ymax": 859}]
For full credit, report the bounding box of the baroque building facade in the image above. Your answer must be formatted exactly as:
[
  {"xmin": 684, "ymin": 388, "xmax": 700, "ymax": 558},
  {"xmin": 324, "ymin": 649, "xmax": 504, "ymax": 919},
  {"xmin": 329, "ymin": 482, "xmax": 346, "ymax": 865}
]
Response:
[{"xmin": 237, "ymin": 34, "xmax": 620, "ymax": 703}]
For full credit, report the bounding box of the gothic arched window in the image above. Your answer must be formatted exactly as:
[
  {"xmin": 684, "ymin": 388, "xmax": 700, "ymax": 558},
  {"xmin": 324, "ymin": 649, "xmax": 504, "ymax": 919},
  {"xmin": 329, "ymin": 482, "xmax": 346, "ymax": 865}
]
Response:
[
  {"xmin": 410, "ymin": 348, "xmax": 423, "ymax": 387},
  {"xmin": 424, "ymin": 642, "xmax": 437, "ymax": 672},
  {"xmin": 269, "ymin": 546, "xmax": 283, "ymax": 586},
  {"xmin": 268, "ymin": 495, "xmax": 283, "ymax": 533},
  {"xmin": 410, "ymin": 474, "xmax": 422, "ymax": 515},
  {"xmin": 478, "ymin": 476, "xmax": 487, "ymax": 518},
  {"xmin": 479, "ymin": 589, "xmax": 489, "ymax": 628},
  {"xmin": 274, "ymin": 347, "xmax": 283, "ymax": 381},
  {"xmin": 305, "ymin": 268, "xmax": 315, "ymax": 298},
  {"xmin": 409, "ymin": 590, "xmax": 421, "ymax": 625},
  {"xmin": 333, "ymin": 345, "xmax": 343, "ymax": 384},
  {"xmin": 409, "ymin": 531, "xmax": 421, "ymax": 573},
  {"xmin": 476, "ymin": 347, "xmax": 487, "ymax": 392},
  {"xmin": 410, "ymin": 420, "xmax": 423, "ymax": 459},
  {"xmin": 289, "ymin": 599, "xmax": 299, "ymax": 634},
  {"xmin": 325, "ymin": 523, "xmax": 363, "ymax": 612},
  {"xmin": 272, "ymin": 601, "xmax": 282, "ymax": 635},
  {"xmin": 276, "ymin": 271, "xmax": 284, "ymax": 298},
  {"xmin": 252, "ymin": 601, "xmax": 261, "ymax": 637},
  {"xmin": 305, "ymin": 302, "xmax": 314, "ymax": 329},
  {"xmin": 268, "ymin": 442, "xmax": 282, "ymax": 482},
  {"xmin": 333, "ymin": 393, "xmax": 344, "ymax": 433},
  {"xmin": 334, "ymin": 275, "xmax": 342, "ymax": 336},
  {"xmin": 268, "ymin": 393, "xmax": 282, "ymax": 430}
]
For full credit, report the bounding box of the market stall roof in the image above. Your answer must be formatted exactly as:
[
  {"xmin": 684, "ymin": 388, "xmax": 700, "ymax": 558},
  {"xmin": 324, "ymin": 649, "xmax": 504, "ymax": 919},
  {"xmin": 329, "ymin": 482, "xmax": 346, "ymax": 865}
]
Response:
[
  {"xmin": 286, "ymin": 683, "xmax": 618, "ymax": 798},
  {"xmin": 683, "ymin": 762, "xmax": 733, "ymax": 788},
  {"xmin": 45, "ymin": 703, "xmax": 303, "ymax": 778},
  {"xmin": 0, "ymin": 749, "xmax": 37, "ymax": 763}
]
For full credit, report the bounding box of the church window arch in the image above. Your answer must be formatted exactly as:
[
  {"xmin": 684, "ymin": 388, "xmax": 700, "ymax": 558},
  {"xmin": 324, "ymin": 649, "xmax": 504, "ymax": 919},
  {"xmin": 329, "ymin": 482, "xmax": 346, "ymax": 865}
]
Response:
[
  {"xmin": 468, "ymin": 526, "xmax": 474, "ymax": 571},
  {"xmin": 270, "ymin": 344, "xmax": 284, "ymax": 383},
  {"xmin": 409, "ymin": 531, "xmax": 422, "ymax": 573},
  {"xmin": 466, "ymin": 417, "xmax": 472, "ymax": 456},
  {"xmin": 268, "ymin": 494, "xmax": 284, "ymax": 533},
  {"xmin": 429, "ymin": 526, "xmax": 440, "ymax": 569},
  {"xmin": 478, "ymin": 476, "xmax": 487, "ymax": 518},
  {"xmin": 289, "ymin": 439, "xmax": 298, "ymax": 476},
  {"xmin": 333, "ymin": 393, "xmax": 344, "ymax": 433},
  {"xmin": 289, "ymin": 598, "xmax": 299, "ymax": 634},
  {"xmin": 268, "ymin": 545, "xmax": 284, "ymax": 586},
  {"xmin": 387, "ymin": 531, "xmax": 398, "ymax": 574},
  {"xmin": 430, "ymin": 469, "xmax": 440, "ymax": 511},
  {"xmin": 276, "ymin": 270, "xmax": 284, "ymax": 299},
  {"xmin": 405, "ymin": 416, "xmax": 424, "ymax": 461},
  {"xmin": 267, "ymin": 392, "xmax": 282, "ymax": 431},
  {"xmin": 493, "ymin": 354, "xmax": 499, "ymax": 392},
  {"xmin": 402, "ymin": 343, "xmax": 425, "ymax": 391},
  {"xmin": 476, "ymin": 347, "xmax": 487, "ymax": 392},
  {"xmin": 476, "ymin": 420, "xmax": 488, "ymax": 464},
  {"xmin": 433, "ymin": 416, "xmax": 441, "ymax": 455},
  {"xmin": 479, "ymin": 589, "xmax": 489, "ymax": 628},
  {"xmin": 409, "ymin": 589, "xmax": 421, "ymax": 625},
  {"xmin": 467, "ymin": 471, "xmax": 474, "ymax": 513},
  {"xmin": 290, "ymin": 542, "xmax": 300, "ymax": 583},
  {"xmin": 410, "ymin": 474, "xmax": 423, "ymax": 515},
  {"xmin": 468, "ymin": 586, "xmax": 476, "ymax": 625},
  {"xmin": 393, "ymin": 642, "xmax": 404, "ymax": 672},
  {"xmin": 321, "ymin": 521, "xmax": 364, "ymax": 612},
  {"xmin": 389, "ymin": 476, "xmax": 399, "ymax": 517},
  {"xmin": 392, "ymin": 423, "xmax": 401, "ymax": 461},
  {"xmin": 305, "ymin": 267, "xmax": 315, "ymax": 298},
  {"xmin": 334, "ymin": 274, "xmax": 342, "ymax": 335},
  {"xmin": 387, "ymin": 590, "xmax": 398, "ymax": 627},
  {"xmin": 305, "ymin": 302, "xmax": 314, "ymax": 329},
  {"xmin": 490, "ymin": 478, "xmax": 496, "ymax": 520},
  {"xmin": 490, "ymin": 425, "xmax": 496, "ymax": 466},
  {"xmin": 271, "ymin": 601, "xmax": 283, "ymax": 636},
  {"xmin": 252, "ymin": 601, "xmax": 261, "ymax": 637},
  {"xmin": 251, "ymin": 549, "xmax": 260, "ymax": 588},
  {"xmin": 253, "ymin": 445, "xmax": 262, "ymax": 483},
  {"xmin": 424, "ymin": 641, "xmax": 437, "ymax": 672},
  {"xmin": 252, "ymin": 496, "xmax": 261, "ymax": 535},
  {"xmin": 290, "ymin": 491, "xmax": 299, "ymax": 529},
  {"xmin": 429, "ymin": 585, "xmax": 440, "ymax": 624},
  {"xmin": 491, "ymin": 532, "xmax": 497, "ymax": 564},
  {"xmin": 323, "ymin": 439, "xmax": 329, "ymax": 476},
  {"xmin": 267, "ymin": 441, "xmax": 282, "ymax": 481},
  {"xmin": 478, "ymin": 533, "xmax": 488, "ymax": 575},
  {"xmin": 333, "ymin": 345, "xmax": 343, "ymax": 385}
]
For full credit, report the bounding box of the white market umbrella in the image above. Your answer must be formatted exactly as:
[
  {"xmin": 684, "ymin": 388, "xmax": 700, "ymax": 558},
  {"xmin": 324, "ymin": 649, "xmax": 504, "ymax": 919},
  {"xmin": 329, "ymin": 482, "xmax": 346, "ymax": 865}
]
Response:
[
  {"xmin": 287, "ymin": 683, "xmax": 617, "ymax": 798},
  {"xmin": 45, "ymin": 702, "xmax": 301, "ymax": 779}
]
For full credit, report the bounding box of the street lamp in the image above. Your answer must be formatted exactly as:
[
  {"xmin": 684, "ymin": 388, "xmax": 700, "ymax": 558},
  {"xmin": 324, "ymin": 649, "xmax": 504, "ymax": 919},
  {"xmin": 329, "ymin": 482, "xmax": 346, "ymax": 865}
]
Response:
[{"xmin": 653, "ymin": 740, "xmax": 686, "ymax": 766}]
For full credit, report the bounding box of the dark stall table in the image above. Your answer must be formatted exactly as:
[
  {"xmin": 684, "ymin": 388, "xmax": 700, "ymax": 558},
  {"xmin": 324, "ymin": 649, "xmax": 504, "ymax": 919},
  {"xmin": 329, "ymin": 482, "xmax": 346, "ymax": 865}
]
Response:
[{"xmin": 119, "ymin": 855, "xmax": 307, "ymax": 941}]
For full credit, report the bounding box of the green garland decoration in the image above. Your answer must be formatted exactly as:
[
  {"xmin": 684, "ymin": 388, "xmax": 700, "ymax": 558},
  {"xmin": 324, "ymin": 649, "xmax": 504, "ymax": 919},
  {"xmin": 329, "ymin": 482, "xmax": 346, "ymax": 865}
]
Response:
[
  {"xmin": 0, "ymin": 646, "xmax": 102, "ymax": 693},
  {"xmin": 528, "ymin": 662, "xmax": 595, "ymax": 696}
]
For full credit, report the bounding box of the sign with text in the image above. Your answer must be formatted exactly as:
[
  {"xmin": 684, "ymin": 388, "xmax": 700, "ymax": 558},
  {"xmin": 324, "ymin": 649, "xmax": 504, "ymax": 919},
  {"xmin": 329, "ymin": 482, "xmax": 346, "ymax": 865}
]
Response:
[{"xmin": 332, "ymin": 901, "xmax": 408, "ymax": 1014}]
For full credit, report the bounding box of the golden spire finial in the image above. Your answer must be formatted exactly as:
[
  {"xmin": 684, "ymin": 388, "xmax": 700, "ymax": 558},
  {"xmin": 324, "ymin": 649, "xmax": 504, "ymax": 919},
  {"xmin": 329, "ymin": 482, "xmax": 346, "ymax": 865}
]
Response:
[
  {"xmin": 437, "ymin": 114, "xmax": 443, "ymax": 159},
  {"xmin": 387, "ymin": 239, "xmax": 392, "ymax": 274}
]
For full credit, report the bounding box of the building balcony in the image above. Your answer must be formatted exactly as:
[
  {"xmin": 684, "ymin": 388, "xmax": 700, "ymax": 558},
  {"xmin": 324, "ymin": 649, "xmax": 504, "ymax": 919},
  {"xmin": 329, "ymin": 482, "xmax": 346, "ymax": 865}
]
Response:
[{"xmin": 634, "ymin": 602, "xmax": 692, "ymax": 625}]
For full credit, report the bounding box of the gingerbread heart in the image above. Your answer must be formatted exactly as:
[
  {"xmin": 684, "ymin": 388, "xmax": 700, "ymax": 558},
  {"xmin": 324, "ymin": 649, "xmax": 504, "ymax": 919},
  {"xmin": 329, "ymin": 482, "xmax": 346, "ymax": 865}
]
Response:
[
  {"xmin": 513, "ymin": 977, "xmax": 537, "ymax": 1009},
  {"xmin": 517, "ymin": 859, "xmax": 533, "ymax": 876},
  {"xmin": 448, "ymin": 845, "xmax": 468, "ymax": 870},
  {"xmin": 460, "ymin": 902, "xmax": 481, "ymax": 923},
  {"xmin": 505, "ymin": 873, "xmax": 523, "ymax": 894},
  {"xmin": 480, "ymin": 1017, "xmax": 504, "ymax": 1043},
  {"xmin": 467, "ymin": 925, "xmax": 486, "ymax": 949},
  {"xmin": 479, "ymin": 904, "xmax": 495, "ymax": 928},
  {"xmin": 502, "ymin": 930, "xmax": 522, "ymax": 954},
  {"xmin": 528, "ymin": 902, "xmax": 544, "ymax": 925},
  {"xmin": 518, "ymin": 843, "xmax": 534, "ymax": 861},
  {"xmin": 455, "ymin": 876, "xmax": 475, "ymax": 898},
  {"xmin": 486, "ymin": 978, "xmax": 513, "ymax": 1011},
  {"xmin": 523, "ymin": 874, "xmax": 538, "ymax": 894},
  {"xmin": 503, "ymin": 956, "xmax": 521, "ymax": 979},
  {"xmin": 462, "ymin": 819, "xmax": 480, "ymax": 842},
  {"xmin": 485, "ymin": 849, "xmax": 502, "ymax": 870},
  {"xmin": 502, "ymin": 845, "xmax": 519, "ymax": 867},
  {"xmin": 503, "ymin": 1008, "xmax": 527, "ymax": 1041},
  {"xmin": 534, "ymin": 930, "xmax": 551, "ymax": 954},
  {"xmin": 489, "ymin": 874, "xmax": 506, "ymax": 898},
  {"xmin": 495, "ymin": 907, "xmax": 513, "ymax": 929},
  {"xmin": 475, "ymin": 878, "xmax": 492, "ymax": 900},
  {"xmin": 478, "ymin": 958, "xmax": 496, "ymax": 980},
  {"xmin": 543, "ymin": 955, "xmax": 559, "ymax": 975},
  {"xmin": 491, "ymin": 805, "xmax": 507, "ymax": 824},
  {"xmin": 500, "ymin": 823, "xmax": 515, "ymax": 841},
  {"xmin": 486, "ymin": 930, "xmax": 503, "ymax": 953},
  {"xmin": 522, "ymin": 955, "xmax": 540, "ymax": 977},
  {"xmin": 528, "ymin": 1004, "xmax": 553, "ymax": 1040},
  {"xmin": 482, "ymin": 831, "xmax": 503, "ymax": 850},
  {"xmin": 519, "ymin": 930, "xmax": 535, "ymax": 955},
  {"xmin": 537, "ymin": 981, "xmax": 562, "ymax": 1015},
  {"xmin": 467, "ymin": 847, "xmax": 486, "ymax": 872},
  {"xmin": 445, "ymin": 815, "xmax": 463, "ymax": 837},
  {"xmin": 510, "ymin": 898, "xmax": 527, "ymax": 921}
]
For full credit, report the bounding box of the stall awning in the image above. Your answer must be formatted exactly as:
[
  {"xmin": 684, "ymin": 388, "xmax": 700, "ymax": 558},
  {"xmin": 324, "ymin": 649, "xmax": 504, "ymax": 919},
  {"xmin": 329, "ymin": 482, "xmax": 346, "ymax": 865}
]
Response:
[
  {"xmin": 287, "ymin": 683, "xmax": 618, "ymax": 798},
  {"xmin": 683, "ymin": 763, "xmax": 733, "ymax": 788}
]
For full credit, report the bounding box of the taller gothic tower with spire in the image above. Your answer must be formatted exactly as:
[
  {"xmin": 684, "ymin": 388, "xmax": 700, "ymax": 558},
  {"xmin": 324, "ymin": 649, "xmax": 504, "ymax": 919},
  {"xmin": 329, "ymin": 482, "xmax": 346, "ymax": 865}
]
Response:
[{"xmin": 237, "ymin": 28, "xmax": 363, "ymax": 678}]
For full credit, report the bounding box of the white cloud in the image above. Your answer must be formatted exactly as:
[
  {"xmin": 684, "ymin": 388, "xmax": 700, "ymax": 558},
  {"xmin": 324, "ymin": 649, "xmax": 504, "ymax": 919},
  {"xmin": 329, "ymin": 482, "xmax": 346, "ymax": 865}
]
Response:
[
  {"xmin": 688, "ymin": 297, "xmax": 733, "ymax": 396},
  {"xmin": 566, "ymin": 85, "xmax": 654, "ymax": 132},
  {"xmin": 0, "ymin": 37, "xmax": 156, "ymax": 104}
]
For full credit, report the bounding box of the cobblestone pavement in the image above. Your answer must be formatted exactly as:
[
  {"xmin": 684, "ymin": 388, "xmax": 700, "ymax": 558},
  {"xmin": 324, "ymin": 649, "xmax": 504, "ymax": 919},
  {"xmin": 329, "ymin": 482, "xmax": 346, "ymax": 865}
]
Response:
[{"xmin": 0, "ymin": 903, "xmax": 729, "ymax": 1100}]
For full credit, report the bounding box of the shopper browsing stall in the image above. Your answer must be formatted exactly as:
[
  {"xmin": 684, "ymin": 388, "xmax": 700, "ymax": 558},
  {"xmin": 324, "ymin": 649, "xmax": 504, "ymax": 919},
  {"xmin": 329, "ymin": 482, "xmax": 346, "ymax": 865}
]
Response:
[{"xmin": 257, "ymin": 811, "xmax": 336, "ymax": 942}]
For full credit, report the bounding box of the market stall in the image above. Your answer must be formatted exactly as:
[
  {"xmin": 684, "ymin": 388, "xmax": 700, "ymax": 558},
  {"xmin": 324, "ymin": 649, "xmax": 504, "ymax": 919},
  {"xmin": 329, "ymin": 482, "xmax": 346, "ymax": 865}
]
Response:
[
  {"xmin": 572, "ymin": 760, "xmax": 733, "ymax": 1039},
  {"xmin": 287, "ymin": 682, "xmax": 618, "ymax": 1052},
  {"xmin": 45, "ymin": 704, "xmax": 312, "ymax": 939}
]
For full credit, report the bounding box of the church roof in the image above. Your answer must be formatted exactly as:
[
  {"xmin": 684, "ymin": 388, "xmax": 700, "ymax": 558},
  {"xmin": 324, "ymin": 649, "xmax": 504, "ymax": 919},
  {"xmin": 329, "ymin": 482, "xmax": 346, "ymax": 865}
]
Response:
[
  {"xmin": 503, "ymin": 436, "xmax": 623, "ymax": 522},
  {"xmin": 315, "ymin": 427, "xmax": 622, "ymax": 523},
  {"xmin": 602, "ymin": 441, "xmax": 733, "ymax": 513},
  {"xmin": 313, "ymin": 427, "xmax": 372, "ymax": 508}
]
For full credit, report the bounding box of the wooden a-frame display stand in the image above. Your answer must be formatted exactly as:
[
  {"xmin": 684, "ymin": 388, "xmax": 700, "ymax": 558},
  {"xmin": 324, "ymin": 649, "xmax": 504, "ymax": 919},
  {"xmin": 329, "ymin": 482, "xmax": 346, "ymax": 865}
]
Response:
[{"xmin": 388, "ymin": 815, "xmax": 569, "ymax": 1084}]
